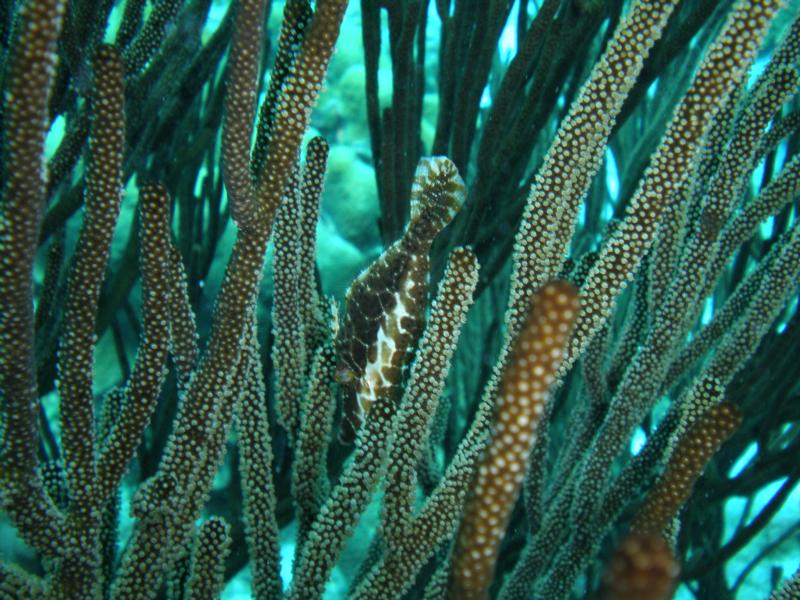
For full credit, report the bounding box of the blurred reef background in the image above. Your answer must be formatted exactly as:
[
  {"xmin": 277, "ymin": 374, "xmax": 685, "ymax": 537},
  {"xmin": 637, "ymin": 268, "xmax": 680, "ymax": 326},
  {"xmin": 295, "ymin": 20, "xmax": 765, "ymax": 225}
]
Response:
[{"xmin": 1, "ymin": 0, "xmax": 800, "ymax": 598}]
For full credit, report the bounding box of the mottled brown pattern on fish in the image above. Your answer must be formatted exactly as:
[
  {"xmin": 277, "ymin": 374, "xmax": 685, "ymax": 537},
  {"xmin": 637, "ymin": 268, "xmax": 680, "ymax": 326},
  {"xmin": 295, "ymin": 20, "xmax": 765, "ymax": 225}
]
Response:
[{"xmin": 335, "ymin": 157, "xmax": 465, "ymax": 441}]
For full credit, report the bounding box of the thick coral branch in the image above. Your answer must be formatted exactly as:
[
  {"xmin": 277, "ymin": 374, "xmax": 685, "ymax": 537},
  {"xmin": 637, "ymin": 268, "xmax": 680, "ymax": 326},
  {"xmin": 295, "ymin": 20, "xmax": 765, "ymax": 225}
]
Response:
[{"xmin": 0, "ymin": 0, "xmax": 67, "ymax": 557}]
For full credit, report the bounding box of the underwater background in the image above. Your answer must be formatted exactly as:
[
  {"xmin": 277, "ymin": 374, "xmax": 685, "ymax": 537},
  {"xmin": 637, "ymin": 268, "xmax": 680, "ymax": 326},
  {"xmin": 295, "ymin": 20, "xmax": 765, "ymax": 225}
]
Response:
[{"xmin": 1, "ymin": 0, "xmax": 800, "ymax": 598}]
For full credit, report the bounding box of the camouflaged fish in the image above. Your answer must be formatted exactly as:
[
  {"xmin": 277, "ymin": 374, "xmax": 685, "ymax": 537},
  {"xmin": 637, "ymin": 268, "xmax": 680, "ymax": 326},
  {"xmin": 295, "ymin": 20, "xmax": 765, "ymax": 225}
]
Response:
[{"xmin": 334, "ymin": 156, "xmax": 466, "ymax": 442}]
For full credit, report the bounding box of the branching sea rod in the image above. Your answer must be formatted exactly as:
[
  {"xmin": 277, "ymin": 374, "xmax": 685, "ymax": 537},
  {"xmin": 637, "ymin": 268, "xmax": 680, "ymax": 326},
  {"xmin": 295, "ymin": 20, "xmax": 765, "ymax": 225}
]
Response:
[{"xmin": 1, "ymin": 0, "xmax": 799, "ymax": 598}]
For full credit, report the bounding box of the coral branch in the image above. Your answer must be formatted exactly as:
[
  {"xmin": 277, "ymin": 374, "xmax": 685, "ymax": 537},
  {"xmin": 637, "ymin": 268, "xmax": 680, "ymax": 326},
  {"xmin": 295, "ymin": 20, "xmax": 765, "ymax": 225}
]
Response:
[
  {"xmin": 0, "ymin": 0, "xmax": 68, "ymax": 557},
  {"xmin": 451, "ymin": 281, "xmax": 579, "ymax": 599}
]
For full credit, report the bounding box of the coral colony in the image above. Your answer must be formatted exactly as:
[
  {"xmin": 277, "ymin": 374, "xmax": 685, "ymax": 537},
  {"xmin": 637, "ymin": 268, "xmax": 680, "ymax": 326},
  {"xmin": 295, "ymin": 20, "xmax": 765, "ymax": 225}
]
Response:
[{"xmin": 1, "ymin": 0, "xmax": 799, "ymax": 598}]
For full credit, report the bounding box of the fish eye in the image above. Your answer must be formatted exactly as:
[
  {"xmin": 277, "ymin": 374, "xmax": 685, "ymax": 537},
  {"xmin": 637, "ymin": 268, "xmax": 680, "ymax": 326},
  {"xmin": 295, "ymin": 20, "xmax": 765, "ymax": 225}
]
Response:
[{"xmin": 335, "ymin": 367, "xmax": 356, "ymax": 385}]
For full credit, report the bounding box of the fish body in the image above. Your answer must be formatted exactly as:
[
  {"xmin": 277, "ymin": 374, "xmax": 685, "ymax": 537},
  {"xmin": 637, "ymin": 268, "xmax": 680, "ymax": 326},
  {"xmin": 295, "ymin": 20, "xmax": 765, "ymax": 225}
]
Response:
[{"xmin": 335, "ymin": 157, "xmax": 465, "ymax": 441}]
